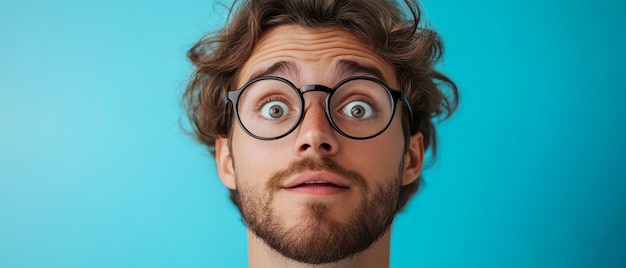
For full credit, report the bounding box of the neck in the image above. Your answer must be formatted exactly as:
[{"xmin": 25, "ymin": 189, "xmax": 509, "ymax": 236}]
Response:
[{"xmin": 247, "ymin": 230, "xmax": 391, "ymax": 268}]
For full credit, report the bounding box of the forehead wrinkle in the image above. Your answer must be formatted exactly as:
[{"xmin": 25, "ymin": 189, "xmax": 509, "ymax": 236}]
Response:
[
  {"xmin": 245, "ymin": 49, "xmax": 392, "ymax": 85},
  {"xmin": 239, "ymin": 25, "xmax": 397, "ymax": 87},
  {"xmin": 254, "ymin": 38, "xmax": 382, "ymax": 62}
]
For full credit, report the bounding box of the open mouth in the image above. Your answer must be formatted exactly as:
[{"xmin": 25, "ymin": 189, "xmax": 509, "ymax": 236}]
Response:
[
  {"xmin": 283, "ymin": 172, "xmax": 351, "ymax": 196},
  {"xmin": 288, "ymin": 181, "xmax": 348, "ymax": 189},
  {"xmin": 285, "ymin": 180, "xmax": 349, "ymax": 195}
]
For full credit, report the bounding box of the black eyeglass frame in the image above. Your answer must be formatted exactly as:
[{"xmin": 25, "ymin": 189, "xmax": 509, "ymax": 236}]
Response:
[{"xmin": 226, "ymin": 76, "xmax": 415, "ymax": 140}]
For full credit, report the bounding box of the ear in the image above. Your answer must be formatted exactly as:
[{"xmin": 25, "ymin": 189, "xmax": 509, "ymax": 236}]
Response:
[
  {"xmin": 215, "ymin": 136, "xmax": 237, "ymax": 190},
  {"xmin": 401, "ymin": 132, "xmax": 424, "ymax": 186}
]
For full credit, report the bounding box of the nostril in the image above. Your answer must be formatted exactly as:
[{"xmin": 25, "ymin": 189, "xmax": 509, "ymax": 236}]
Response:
[
  {"xmin": 320, "ymin": 143, "xmax": 332, "ymax": 151},
  {"xmin": 299, "ymin": 143, "xmax": 332, "ymax": 153},
  {"xmin": 300, "ymin": 144, "xmax": 311, "ymax": 151}
]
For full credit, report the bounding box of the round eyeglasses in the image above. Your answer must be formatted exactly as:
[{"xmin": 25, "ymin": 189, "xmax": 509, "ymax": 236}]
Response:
[{"xmin": 226, "ymin": 76, "xmax": 414, "ymax": 140}]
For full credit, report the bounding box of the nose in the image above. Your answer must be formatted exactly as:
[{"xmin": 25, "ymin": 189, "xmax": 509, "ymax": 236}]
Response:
[{"xmin": 293, "ymin": 95, "xmax": 339, "ymax": 157}]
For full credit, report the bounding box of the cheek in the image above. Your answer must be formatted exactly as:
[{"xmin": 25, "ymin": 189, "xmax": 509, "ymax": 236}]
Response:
[
  {"xmin": 347, "ymin": 123, "xmax": 405, "ymax": 177},
  {"xmin": 231, "ymin": 129, "xmax": 293, "ymax": 180},
  {"xmin": 345, "ymin": 139, "xmax": 402, "ymax": 168},
  {"xmin": 340, "ymin": 140, "xmax": 404, "ymax": 184}
]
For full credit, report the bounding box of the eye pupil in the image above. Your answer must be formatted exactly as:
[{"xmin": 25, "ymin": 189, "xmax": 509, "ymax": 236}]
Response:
[
  {"xmin": 351, "ymin": 105, "xmax": 365, "ymax": 118},
  {"xmin": 269, "ymin": 105, "xmax": 284, "ymax": 118}
]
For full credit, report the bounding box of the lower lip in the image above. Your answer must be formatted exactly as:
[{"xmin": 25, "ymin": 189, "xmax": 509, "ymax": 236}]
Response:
[{"xmin": 284, "ymin": 185, "xmax": 348, "ymax": 196}]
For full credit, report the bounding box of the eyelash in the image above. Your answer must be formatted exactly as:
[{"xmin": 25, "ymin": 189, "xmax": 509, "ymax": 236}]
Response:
[
  {"xmin": 341, "ymin": 96, "xmax": 381, "ymax": 113},
  {"xmin": 254, "ymin": 95, "xmax": 289, "ymax": 111}
]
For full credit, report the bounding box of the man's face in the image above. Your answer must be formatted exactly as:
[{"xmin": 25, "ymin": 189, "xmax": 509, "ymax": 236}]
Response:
[{"xmin": 215, "ymin": 25, "xmax": 423, "ymax": 264}]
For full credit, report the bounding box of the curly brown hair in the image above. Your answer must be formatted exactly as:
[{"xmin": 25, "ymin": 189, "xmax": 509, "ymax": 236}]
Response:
[{"xmin": 183, "ymin": 0, "xmax": 459, "ymax": 212}]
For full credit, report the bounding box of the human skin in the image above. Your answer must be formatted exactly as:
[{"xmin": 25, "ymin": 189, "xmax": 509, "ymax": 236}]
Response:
[{"xmin": 215, "ymin": 25, "xmax": 425, "ymax": 268}]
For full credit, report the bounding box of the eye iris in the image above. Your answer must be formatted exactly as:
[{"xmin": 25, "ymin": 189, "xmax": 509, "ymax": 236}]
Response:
[
  {"xmin": 269, "ymin": 105, "xmax": 284, "ymax": 118},
  {"xmin": 351, "ymin": 105, "xmax": 365, "ymax": 118}
]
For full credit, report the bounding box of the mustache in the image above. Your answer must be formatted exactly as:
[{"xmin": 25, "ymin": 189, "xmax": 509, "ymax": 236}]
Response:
[{"xmin": 267, "ymin": 157, "xmax": 367, "ymax": 191}]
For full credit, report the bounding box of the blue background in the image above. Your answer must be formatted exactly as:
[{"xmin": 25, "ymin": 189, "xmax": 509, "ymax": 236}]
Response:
[{"xmin": 1, "ymin": 0, "xmax": 624, "ymax": 267}]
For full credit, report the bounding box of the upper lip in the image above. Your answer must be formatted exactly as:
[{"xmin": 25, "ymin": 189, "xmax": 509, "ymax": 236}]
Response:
[{"xmin": 283, "ymin": 171, "xmax": 350, "ymax": 188}]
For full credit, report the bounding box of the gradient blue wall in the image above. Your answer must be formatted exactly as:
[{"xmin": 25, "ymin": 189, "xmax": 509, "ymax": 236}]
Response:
[{"xmin": 1, "ymin": 0, "xmax": 624, "ymax": 267}]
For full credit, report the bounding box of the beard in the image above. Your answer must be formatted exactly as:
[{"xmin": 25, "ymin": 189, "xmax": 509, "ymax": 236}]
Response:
[{"xmin": 234, "ymin": 157, "xmax": 403, "ymax": 264}]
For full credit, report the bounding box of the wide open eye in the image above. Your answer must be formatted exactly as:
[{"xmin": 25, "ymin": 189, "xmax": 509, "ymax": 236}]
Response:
[
  {"xmin": 341, "ymin": 100, "xmax": 374, "ymax": 119},
  {"xmin": 260, "ymin": 101, "xmax": 290, "ymax": 119}
]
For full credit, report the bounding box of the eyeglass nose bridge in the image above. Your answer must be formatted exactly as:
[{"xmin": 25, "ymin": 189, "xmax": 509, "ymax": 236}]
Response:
[
  {"xmin": 300, "ymin": 84, "xmax": 333, "ymax": 94},
  {"xmin": 297, "ymin": 84, "xmax": 335, "ymax": 111},
  {"xmin": 295, "ymin": 83, "xmax": 336, "ymax": 132}
]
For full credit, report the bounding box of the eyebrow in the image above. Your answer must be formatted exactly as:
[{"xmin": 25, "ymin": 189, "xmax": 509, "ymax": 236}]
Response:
[
  {"xmin": 244, "ymin": 59, "xmax": 387, "ymax": 86},
  {"xmin": 247, "ymin": 61, "xmax": 300, "ymax": 82},
  {"xmin": 333, "ymin": 59, "xmax": 387, "ymax": 83}
]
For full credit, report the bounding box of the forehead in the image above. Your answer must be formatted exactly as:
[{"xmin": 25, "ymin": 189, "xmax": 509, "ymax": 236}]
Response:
[{"xmin": 237, "ymin": 25, "xmax": 398, "ymax": 88}]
